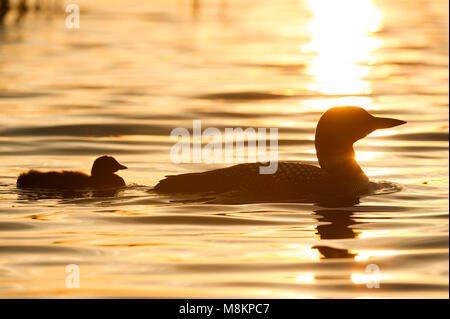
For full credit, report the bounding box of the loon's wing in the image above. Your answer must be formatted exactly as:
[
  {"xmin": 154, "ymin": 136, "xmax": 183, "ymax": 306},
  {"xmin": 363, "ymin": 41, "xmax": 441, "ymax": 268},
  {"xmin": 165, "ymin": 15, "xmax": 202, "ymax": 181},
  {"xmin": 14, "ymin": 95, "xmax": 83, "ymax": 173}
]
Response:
[{"xmin": 154, "ymin": 162, "xmax": 331, "ymax": 195}]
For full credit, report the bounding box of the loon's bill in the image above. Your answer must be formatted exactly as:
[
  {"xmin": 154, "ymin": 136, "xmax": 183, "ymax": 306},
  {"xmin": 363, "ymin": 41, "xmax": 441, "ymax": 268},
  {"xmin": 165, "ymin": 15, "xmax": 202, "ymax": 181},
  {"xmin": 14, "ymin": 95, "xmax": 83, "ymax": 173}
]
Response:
[{"xmin": 154, "ymin": 107, "xmax": 406, "ymax": 198}]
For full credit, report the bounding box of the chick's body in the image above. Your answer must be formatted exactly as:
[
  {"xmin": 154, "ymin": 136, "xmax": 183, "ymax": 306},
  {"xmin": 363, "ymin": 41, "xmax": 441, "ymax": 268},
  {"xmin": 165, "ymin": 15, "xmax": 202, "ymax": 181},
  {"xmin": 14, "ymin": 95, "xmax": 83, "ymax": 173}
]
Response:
[{"xmin": 17, "ymin": 156, "xmax": 127, "ymax": 190}]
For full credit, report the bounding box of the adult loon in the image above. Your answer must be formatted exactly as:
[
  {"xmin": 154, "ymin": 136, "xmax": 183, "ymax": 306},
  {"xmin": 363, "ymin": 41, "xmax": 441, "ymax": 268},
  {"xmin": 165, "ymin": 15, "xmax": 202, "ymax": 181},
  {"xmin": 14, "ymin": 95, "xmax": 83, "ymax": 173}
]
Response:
[
  {"xmin": 17, "ymin": 155, "xmax": 127, "ymax": 190},
  {"xmin": 154, "ymin": 107, "xmax": 406, "ymax": 197}
]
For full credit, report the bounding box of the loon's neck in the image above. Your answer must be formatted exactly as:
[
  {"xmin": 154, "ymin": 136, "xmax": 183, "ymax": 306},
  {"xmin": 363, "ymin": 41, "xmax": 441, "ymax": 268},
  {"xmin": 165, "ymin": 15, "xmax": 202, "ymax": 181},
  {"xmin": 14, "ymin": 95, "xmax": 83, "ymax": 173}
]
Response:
[
  {"xmin": 90, "ymin": 172, "xmax": 125, "ymax": 188},
  {"xmin": 315, "ymin": 140, "xmax": 368, "ymax": 183}
]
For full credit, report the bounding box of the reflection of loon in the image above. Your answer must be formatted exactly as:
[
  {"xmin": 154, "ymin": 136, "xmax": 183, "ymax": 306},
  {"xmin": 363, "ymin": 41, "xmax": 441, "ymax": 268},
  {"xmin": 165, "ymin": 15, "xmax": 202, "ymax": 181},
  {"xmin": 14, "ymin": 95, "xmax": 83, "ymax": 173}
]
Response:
[
  {"xmin": 312, "ymin": 210, "xmax": 360, "ymax": 259},
  {"xmin": 154, "ymin": 107, "xmax": 406, "ymax": 197},
  {"xmin": 17, "ymin": 155, "xmax": 127, "ymax": 190}
]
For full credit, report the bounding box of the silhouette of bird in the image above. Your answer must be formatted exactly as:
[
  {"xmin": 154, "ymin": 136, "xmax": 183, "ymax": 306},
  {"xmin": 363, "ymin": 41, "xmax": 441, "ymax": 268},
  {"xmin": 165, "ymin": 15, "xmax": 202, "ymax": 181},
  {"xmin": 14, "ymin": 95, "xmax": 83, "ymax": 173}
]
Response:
[
  {"xmin": 154, "ymin": 107, "xmax": 406, "ymax": 198},
  {"xmin": 17, "ymin": 155, "xmax": 127, "ymax": 190}
]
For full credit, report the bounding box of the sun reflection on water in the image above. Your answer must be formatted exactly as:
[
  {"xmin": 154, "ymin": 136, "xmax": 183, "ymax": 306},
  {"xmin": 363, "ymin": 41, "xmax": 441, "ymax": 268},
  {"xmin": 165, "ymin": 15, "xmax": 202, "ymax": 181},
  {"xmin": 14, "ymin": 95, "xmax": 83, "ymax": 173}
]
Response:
[
  {"xmin": 302, "ymin": 96, "xmax": 374, "ymax": 111},
  {"xmin": 351, "ymin": 273, "xmax": 391, "ymax": 284},
  {"xmin": 353, "ymin": 250, "xmax": 399, "ymax": 262},
  {"xmin": 295, "ymin": 273, "xmax": 315, "ymax": 283},
  {"xmin": 303, "ymin": 0, "xmax": 383, "ymax": 95},
  {"xmin": 354, "ymin": 151, "xmax": 381, "ymax": 162}
]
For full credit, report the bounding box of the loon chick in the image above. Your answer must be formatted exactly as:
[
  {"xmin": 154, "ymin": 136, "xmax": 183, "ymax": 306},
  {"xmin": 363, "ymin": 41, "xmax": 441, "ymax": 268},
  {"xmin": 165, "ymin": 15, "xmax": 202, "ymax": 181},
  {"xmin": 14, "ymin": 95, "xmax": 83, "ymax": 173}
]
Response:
[
  {"xmin": 17, "ymin": 155, "xmax": 127, "ymax": 190},
  {"xmin": 154, "ymin": 107, "xmax": 406, "ymax": 197}
]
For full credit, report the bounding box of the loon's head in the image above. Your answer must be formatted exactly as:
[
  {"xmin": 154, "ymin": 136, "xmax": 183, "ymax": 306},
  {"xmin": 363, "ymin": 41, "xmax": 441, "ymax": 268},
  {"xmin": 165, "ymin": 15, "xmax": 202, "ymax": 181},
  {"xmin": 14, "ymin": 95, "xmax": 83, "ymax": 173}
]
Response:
[
  {"xmin": 315, "ymin": 107, "xmax": 406, "ymax": 177},
  {"xmin": 91, "ymin": 155, "xmax": 127, "ymax": 177}
]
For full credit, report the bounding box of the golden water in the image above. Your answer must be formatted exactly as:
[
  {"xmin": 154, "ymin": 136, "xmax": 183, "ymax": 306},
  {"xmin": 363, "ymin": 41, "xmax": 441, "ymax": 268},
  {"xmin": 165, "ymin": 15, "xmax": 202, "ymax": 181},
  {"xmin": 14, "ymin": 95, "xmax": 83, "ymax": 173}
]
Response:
[{"xmin": 0, "ymin": 0, "xmax": 448, "ymax": 298}]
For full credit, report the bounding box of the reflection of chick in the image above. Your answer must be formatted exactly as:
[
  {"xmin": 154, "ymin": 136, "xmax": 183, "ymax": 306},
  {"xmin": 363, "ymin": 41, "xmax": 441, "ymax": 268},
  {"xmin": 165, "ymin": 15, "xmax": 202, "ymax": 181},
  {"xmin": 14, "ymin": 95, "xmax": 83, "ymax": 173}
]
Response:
[
  {"xmin": 17, "ymin": 156, "xmax": 127, "ymax": 190},
  {"xmin": 154, "ymin": 107, "xmax": 406, "ymax": 197}
]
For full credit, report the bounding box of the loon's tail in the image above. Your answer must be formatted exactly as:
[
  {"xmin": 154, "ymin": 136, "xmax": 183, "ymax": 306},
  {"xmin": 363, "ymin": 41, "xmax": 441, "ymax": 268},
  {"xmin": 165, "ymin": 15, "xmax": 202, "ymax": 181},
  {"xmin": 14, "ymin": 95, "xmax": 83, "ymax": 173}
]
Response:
[
  {"xmin": 153, "ymin": 163, "xmax": 265, "ymax": 194},
  {"xmin": 154, "ymin": 171, "xmax": 225, "ymax": 193}
]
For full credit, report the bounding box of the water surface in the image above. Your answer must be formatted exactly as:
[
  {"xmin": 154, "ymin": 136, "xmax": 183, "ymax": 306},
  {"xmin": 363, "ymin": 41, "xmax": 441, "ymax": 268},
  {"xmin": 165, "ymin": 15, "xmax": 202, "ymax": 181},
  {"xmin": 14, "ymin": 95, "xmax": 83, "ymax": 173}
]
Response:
[{"xmin": 0, "ymin": 0, "xmax": 448, "ymax": 298}]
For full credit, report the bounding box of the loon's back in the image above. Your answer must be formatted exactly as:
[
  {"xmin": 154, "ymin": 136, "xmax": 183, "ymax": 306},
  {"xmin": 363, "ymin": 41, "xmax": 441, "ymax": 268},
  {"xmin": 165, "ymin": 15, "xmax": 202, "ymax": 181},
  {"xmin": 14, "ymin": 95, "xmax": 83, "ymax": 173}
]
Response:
[{"xmin": 154, "ymin": 162, "xmax": 356, "ymax": 197}]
